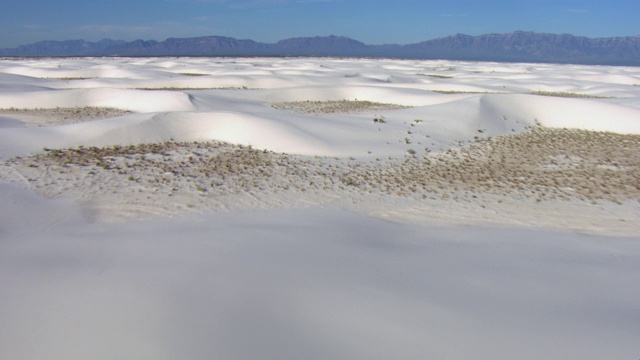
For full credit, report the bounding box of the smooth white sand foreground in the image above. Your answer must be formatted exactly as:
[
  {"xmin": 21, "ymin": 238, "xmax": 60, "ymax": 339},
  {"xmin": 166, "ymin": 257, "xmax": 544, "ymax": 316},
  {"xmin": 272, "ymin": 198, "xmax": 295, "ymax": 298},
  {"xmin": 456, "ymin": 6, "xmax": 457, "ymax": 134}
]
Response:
[
  {"xmin": 0, "ymin": 57, "xmax": 639, "ymax": 359},
  {"xmin": 1, "ymin": 182, "xmax": 639, "ymax": 360}
]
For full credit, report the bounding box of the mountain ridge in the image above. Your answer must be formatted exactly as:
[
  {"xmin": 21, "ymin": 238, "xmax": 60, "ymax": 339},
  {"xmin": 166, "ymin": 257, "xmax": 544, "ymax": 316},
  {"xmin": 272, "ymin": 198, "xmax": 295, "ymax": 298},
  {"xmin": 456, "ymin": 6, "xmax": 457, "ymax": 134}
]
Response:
[{"xmin": 1, "ymin": 32, "xmax": 639, "ymax": 66}]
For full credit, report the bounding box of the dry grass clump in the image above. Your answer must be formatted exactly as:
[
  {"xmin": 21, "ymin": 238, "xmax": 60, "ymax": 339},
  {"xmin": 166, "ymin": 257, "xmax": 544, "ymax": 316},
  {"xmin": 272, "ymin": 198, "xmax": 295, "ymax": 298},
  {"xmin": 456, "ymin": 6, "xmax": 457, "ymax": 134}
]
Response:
[
  {"xmin": 418, "ymin": 74, "xmax": 454, "ymax": 79},
  {"xmin": 431, "ymin": 90, "xmax": 501, "ymax": 94},
  {"xmin": 528, "ymin": 91, "xmax": 613, "ymax": 99},
  {"xmin": 378, "ymin": 127, "xmax": 640, "ymax": 203},
  {"xmin": 46, "ymin": 77, "xmax": 94, "ymax": 80},
  {"xmin": 271, "ymin": 100, "xmax": 411, "ymax": 114},
  {"xmin": 0, "ymin": 106, "xmax": 133, "ymax": 126},
  {"xmin": 11, "ymin": 141, "xmax": 339, "ymax": 197},
  {"xmin": 135, "ymin": 86, "xmax": 251, "ymax": 91}
]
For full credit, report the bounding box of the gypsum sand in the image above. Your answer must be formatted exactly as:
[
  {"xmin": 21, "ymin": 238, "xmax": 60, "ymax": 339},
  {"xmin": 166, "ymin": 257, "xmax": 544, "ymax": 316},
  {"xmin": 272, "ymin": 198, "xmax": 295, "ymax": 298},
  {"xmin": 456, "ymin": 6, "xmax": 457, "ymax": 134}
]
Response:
[{"xmin": 1, "ymin": 126, "xmax": 638, "ymax": 231}]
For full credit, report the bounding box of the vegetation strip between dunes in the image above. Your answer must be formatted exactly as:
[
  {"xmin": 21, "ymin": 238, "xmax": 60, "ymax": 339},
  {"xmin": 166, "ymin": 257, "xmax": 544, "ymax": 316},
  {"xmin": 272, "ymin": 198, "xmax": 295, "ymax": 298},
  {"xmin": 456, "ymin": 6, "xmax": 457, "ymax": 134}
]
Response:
[{"xmin": 2, "ymin": 127, "xmax": 638, "ymax": 214}]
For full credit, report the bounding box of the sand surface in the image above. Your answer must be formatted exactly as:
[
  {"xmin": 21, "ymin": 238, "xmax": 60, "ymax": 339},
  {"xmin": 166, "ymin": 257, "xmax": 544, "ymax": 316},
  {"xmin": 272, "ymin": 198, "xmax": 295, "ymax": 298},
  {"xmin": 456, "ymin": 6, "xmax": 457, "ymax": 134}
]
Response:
[
  {"xmin": 0, "ymin": 57, "xmax": 638, "ymax": 233},
  {"xmin": 0, "ymin": 57, "xmax": 639, "ymax": 360}
]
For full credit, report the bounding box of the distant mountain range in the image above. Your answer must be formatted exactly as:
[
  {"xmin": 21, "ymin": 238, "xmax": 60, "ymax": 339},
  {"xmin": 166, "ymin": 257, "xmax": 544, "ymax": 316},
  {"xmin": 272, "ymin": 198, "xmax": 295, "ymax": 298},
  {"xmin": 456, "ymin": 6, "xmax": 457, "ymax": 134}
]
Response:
[{"xmin": 2, "ymin": 32, "xmax": 639, "ymax": 66}]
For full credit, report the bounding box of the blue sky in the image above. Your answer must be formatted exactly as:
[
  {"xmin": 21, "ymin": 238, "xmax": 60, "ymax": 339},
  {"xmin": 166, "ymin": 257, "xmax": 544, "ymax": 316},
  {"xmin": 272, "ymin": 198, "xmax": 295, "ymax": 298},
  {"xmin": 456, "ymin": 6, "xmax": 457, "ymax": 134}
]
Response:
[{"xmin": 1, "ymin": 0, "xmax": 639, "ymax": 48}]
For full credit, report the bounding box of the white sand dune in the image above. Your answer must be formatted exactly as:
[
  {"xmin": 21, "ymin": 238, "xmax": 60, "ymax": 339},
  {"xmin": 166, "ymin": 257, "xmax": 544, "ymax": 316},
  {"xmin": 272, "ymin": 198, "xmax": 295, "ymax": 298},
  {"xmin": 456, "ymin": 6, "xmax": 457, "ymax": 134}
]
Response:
[
  {"xmin": 2, "ymin": 90, "xmax": 638, "ymax": 159},
  {"xmin": 484, "ymin": 94, "xmax": 640, "ymax": 133},
  {"xmin": 0, "ymin": 87, "xmax": 195, "ymax": 112},
  {"xmin": 0, "ymin": 57, "xmax": 639, "ymax": 360}
]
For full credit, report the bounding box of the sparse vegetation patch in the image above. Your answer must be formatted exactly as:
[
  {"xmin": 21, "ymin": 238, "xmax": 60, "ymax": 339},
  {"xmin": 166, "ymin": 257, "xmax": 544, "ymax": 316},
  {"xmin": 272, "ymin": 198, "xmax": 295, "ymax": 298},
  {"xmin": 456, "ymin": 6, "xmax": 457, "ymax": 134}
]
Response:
[
  {"xmin": 528, "ymin": 91, "xmax": 613, "ymax": 99},
  {"xmin": 46, "ymin": 77, "xmax": 94, "ymax": 80},
  {"xmin": 271, "ymin": 100, "xmax": 411, "ymax": 114},
  {"xmin": 0, "ymin": 106, "xmax": 133, "ymax": 126},
  {"xmin": 418, "ymin": 74, "xmax": 454, "ymax": 79},
  {"xmin": 2, "ymin": 128, "xmax": 637, "ymax": 213},
  {"xmin": 135, "ymin": 86, "xmax": 252, "ymax": 91},
  {"xmin": 431, "ymin": 90, "xmax": 502, "ymax": 94}
]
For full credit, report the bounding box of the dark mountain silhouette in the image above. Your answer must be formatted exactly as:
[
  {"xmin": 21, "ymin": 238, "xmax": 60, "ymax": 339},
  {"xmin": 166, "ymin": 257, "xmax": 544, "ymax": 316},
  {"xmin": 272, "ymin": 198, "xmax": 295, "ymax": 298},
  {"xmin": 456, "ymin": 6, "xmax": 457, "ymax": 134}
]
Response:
[
  {"xmin": 99, "ymin": 35, "xmax": 366, "ymax": 57},
  {"xmin": 272, "ymin": 35, "xmax": 369, "ymax": 56},
  {"xmin": 0, "ymin": 39, "xmax": 125, "ymax": 56},
  {"xmin": 401, "ymin": 32, "xmax": 640, "ymax": 65},
  {"xmin": 1, "ymin": 32, "xmax": 638, "ymax": 65},
  {"xmin": 102, "ymin": 36, "xmax": 268, "ymax": 56}
]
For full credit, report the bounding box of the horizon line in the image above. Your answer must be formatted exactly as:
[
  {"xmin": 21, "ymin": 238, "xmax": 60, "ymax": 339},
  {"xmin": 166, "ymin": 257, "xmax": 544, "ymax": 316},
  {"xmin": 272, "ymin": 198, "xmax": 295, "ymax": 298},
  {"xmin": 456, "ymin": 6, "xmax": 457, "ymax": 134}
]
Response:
[{"xmin": 4, "ymin": 30, "xmax": 640, "ymax": 49}]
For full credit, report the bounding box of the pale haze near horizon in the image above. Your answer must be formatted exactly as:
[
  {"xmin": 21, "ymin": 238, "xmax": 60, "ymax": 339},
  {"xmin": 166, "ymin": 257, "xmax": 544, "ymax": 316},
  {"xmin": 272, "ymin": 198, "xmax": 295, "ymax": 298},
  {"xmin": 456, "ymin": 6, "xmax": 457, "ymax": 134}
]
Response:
[{"xmin": 1, "ymin": 0, "xmax": 639, "ymax": 48}]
